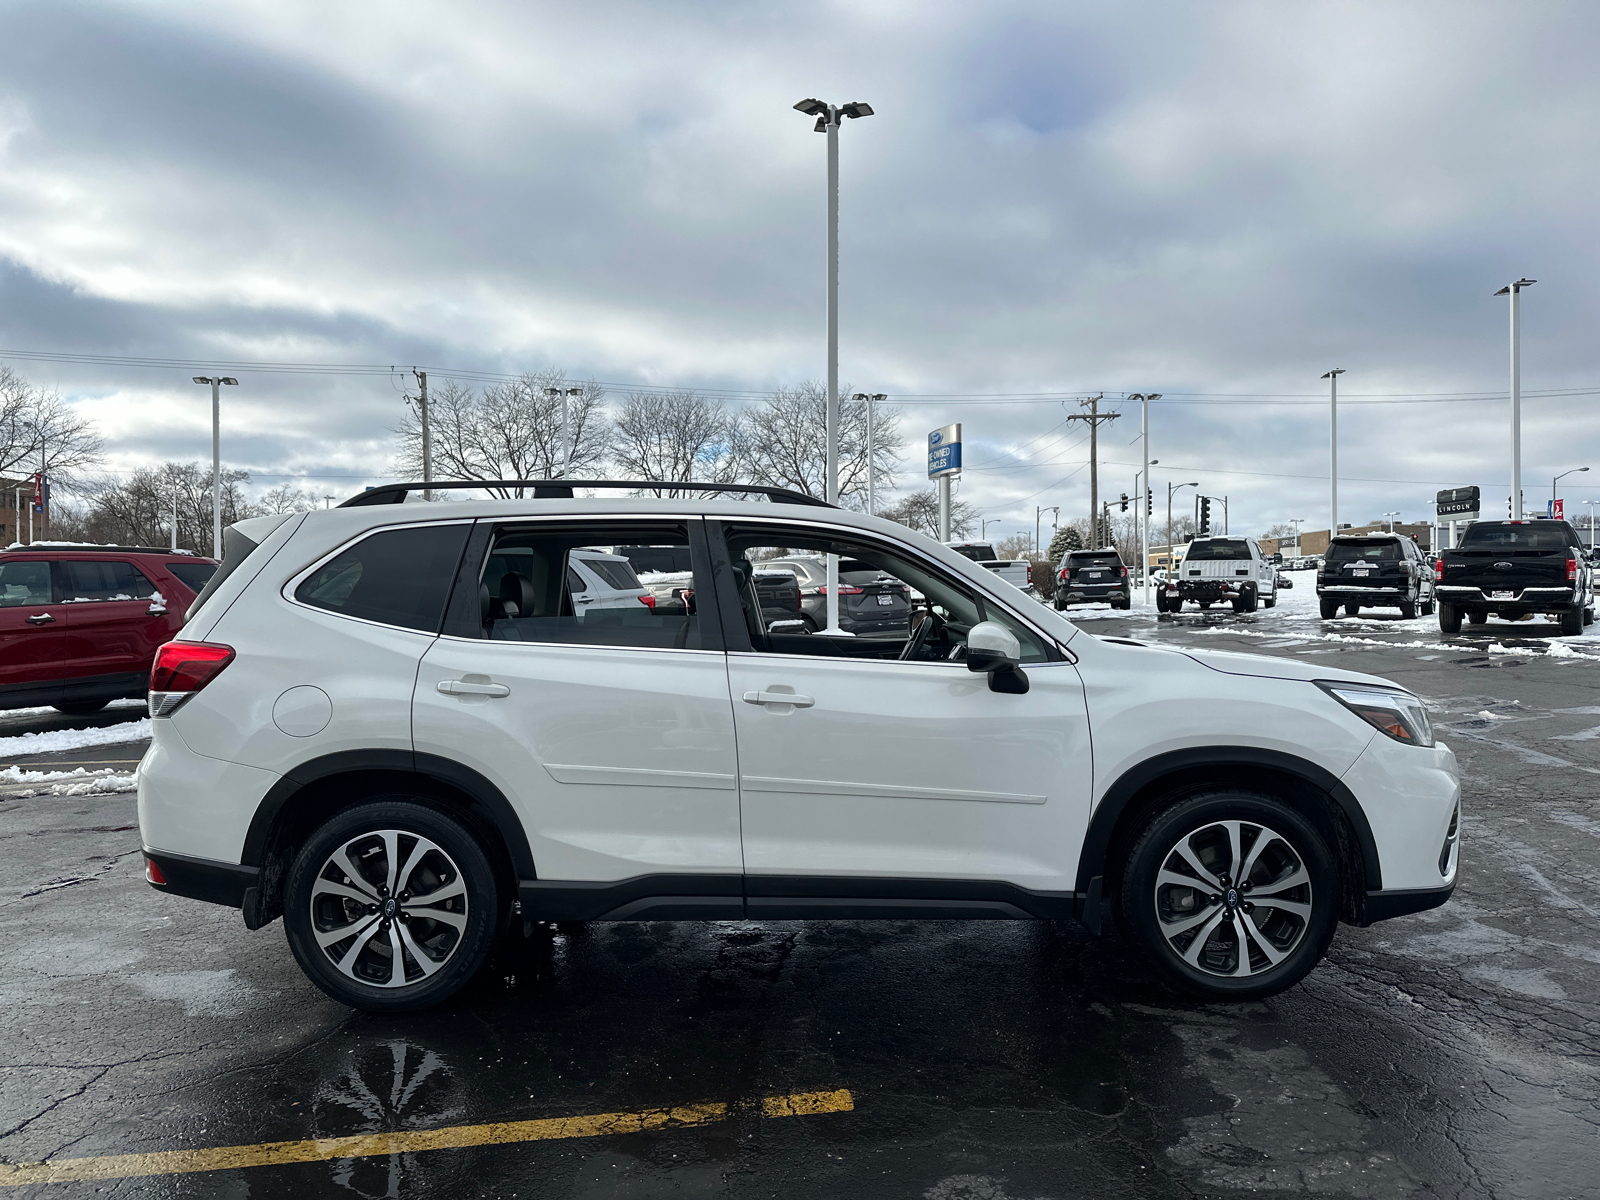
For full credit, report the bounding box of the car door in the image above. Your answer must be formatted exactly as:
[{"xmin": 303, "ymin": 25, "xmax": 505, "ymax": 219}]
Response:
[
  {"xmin": 0, "ymin": 557, "xmax": 72, "ymax": 707},
  {"xmin": 55, "ymin": 559, "xmax": 171, "ymax": 698},
  {"xmin": 714, "ymin": 519, "xmax": 1093, "ymax": 894},
  {"xmin": 413, "ymin": 517, "xmax": 744, "ymax": 888}
]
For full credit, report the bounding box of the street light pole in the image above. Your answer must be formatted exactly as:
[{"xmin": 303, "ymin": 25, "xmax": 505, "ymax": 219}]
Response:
[
  {"xmin": 192, "ymin": 376, "xmax": 238, "ymax": 559},
  {"xmin": 412, "ymin": 369, "xmax": 431, "ymax": 500},
  {"xmin": 1322, "ymin": 368, "xmax": 1345, "ymax": 535},
  {"xmin": 1495, "ymin": 279, "xmax": 1535, "ymax": 519},
  {"xmin": 795, "ymin": 97, "xmax": 873, "ymax": 634},
  {"xmin": 1133, "ymin": 393, "xmax": 1160, "ymax": 601},
  {"xmin": 1553, "ymin": 467, "xmax": 1589, "ymax": 516},
  {"xmin": 1167, "ymin": 481, "xmax": 1198, "ymax": 563},
  {"xmin": 1383, "ymin": 510, "xmax": 1400, "ymax": 532}
]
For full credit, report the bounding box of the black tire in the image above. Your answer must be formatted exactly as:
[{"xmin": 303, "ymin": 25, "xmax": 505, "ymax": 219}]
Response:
[
  {"xmin": 1422, "ymin": 593, "xmax": 1436, "ymax": 616},
  {"xmin": 1559, "ymin": 608, "xmax": 1583, "ymax": 636},
  {"xmin": 1319, "ymin": 597, "xmax": 1340, "ymax": 619},
  {"xmin": 1468, "ymin": 611, "xmax": 1487, "ymax": 626},
  {"xmin": 1155, "ymin": 590, "xmax": 1169, "ymax": 613},
  {"xmin": 1345, "ymin": 603, "xmax": 1361, "ymax": 617},
  {"xmin": 1120, "ymin": 791, "xmax": 1338, "ymax": 1000},
  {"xmin": 1263, "ymin": 591, "xmax": 1277, "ymax": 609},
  {"xmin": 800, "ymin": 614, "xmax": 820, "ymax": 633},
  {"xmin": 284, "ymin": 799, "xmax": 500, "ymax": 1012},
  {"xmin": 1439, "ymin": 602, "xmax": 1462, "ymax": 633},
  {"xmin": 1398, "ymin": 590, "xmax": 1417, "ymax": 620},
  {"xmin": 1585, "ymin": 607, "xmax": 1594, "ymax": 627},
  {"xmin": 53, "ymin": 700, "xmax": 110, "ymax": 716}
]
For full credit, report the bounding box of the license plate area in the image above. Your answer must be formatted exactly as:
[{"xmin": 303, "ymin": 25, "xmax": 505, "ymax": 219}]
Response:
[
  {"xmin": 1490, "ymin": 590, "xmax": 1514, "ymax": 600},
  {"xmin": 876, "ymin": 594, "xmax": 894, "ymax": 606}
]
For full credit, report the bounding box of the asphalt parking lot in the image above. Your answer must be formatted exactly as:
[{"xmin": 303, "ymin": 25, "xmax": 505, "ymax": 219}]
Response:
[{"xmin": 2, "ymin": 589, "xmax": 1598, "ymax": 1198}]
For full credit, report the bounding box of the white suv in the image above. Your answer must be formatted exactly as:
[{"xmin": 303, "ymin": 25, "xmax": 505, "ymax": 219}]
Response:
[{"xmin": 138, "ymin": 482, "xmax": 1460, "ymax": 1011}]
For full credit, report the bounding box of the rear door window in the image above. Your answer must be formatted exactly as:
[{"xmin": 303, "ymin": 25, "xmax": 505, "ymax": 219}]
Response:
[
  {"xmin": 475, "ymin": 523, "xmax": 706, "ymax": 650},
  {"xmin": 58, "ymin": 560, "xmax": 159, "ymax": 602},
  {"xmin": 164, "ymin": 561, "xmax": 217, "ymax": 593},
  {"xmin": 296, "ymin": 523, "xmax": 471, "ymax": 632}
]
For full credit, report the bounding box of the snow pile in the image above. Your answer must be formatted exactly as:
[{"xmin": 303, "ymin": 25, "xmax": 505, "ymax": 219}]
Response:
[
  {"xmin": 0, "ymin": 765, "xmax": 138, "ymax": 797},
  {"xmin": 0, "ymin": 719, "xmax": 152, "ymax": 757}
]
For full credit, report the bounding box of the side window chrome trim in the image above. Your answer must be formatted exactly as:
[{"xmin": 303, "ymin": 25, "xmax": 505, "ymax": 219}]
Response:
[{"xmin": 435, "ymin": 632, "xmax": 723, "ymax": 656}]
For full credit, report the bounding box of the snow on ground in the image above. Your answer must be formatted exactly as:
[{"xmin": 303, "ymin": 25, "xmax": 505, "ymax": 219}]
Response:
[
  {"xmin": 0, "ymin": 718, "xmax": 153, "ymax": 758},
  {"xmin": 0, "ymin": 764, "xmax": 138, "ymax": 797}
]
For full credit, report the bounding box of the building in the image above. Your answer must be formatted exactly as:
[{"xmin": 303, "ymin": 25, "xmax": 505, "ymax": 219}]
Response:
[
  {"xmin": 1260, "ymin": 522, "xmax": 1433, "ymax": 559},
  {"xmin": 0, "ymin": 476, "xmax": 39, "ymax": 546}
]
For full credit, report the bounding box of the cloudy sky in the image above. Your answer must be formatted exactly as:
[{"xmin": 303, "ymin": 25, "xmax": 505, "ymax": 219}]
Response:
[{"xmin": 2, "ymin": 0, "xmax": 1598, "ymax": 539}]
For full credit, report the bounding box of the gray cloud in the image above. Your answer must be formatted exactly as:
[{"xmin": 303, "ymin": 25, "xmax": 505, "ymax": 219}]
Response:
[{"xmin": 1, "ymin": 0, "xmax": 1598, "ymax": 533}]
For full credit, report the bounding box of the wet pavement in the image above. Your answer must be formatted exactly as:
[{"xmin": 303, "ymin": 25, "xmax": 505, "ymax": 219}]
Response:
[{"xmin": 2, "ymin": 593, "xmax": 1599, "ymax": 1198}]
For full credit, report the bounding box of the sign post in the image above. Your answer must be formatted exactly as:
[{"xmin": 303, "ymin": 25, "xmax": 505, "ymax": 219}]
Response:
[
  {"xmin": 1436, "ymin": 486, "xmax": 1480, "ymax": 551},
  {"xmin": 927, "ymin": 424, "xmax": 962, "ymax": 541}
]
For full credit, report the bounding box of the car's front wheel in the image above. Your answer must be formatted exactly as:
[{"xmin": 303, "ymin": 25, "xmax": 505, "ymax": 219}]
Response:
[
  {"xmin": 284, "ymin": 800, "xmax": 500, "ymax": 1012},
  {"xmin": 1120, "ymin": 792, "xmax": 1338, "ymax": 1000}
]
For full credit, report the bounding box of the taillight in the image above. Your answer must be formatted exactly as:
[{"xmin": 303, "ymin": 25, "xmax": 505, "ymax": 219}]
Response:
[
  {"xmin": 1435, "ymin": 559, "xmax": 1444, "ymax": 582},
  {"xmin": 149, "ymin": 641, "xmax": 234, "ymax": 717},
  {"xmin": 815, "ymin": 585, "xmax": 863, "ymax": 595},
  {"xmin": 638, "ymin": 594, "xmax": 657, "ymax": 609},
  {"xmin": 144, "ymin": 856, "xmax": 168, "ymax": 886},
  {"xmin": 1058, "ymin": 569, "xmax": 1068, "ymax": 582},
  {"xmin": 1120, "ymin": 566, "xmax": 1128, "ymax": 578},
  {"xmin": 1027, "ymin": 565, "xmax": 1034, "ymax": 585},
  {"xmin": 1568, "ymin": 557, "xmax": 1579, "ymax": 582}
]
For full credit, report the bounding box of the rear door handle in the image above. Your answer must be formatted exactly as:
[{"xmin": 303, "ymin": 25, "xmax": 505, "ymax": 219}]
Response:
[
  {"xmin": 25, "ymin": 614, "xmax": 54, "ymax": 625},
  {"xmin": 437, "ymin": 679, "xmax": 511, "ymax": 697},
  {"xmin": 742, "ymin": 690, "xmax": 814, "ymax": 708}
]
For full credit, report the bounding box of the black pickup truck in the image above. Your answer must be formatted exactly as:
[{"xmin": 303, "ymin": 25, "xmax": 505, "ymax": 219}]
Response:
[{"xmin": 1434, "ymin": 519, "xmax": 1594, "ymax": 635}]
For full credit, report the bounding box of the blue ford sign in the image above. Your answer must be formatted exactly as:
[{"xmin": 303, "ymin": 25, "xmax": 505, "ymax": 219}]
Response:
[{"xmin": 928, "ymin": 423, "xmax": 962, "ymax": 478}]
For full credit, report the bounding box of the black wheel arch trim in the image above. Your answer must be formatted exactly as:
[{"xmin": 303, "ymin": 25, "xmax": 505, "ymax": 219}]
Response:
[
  {"xmin": 145, "ymin": 849, "xmax": 259, "ymax": 908},
  {"xmin": 1074, "ymin": 746, "xmax": 1383, "ymax": 895},
  {"xmin": 242, "ymin": 749, "xmax": 537, "ymax": 881}
]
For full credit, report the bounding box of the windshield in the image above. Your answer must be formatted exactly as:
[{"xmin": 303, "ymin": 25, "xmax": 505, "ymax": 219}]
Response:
[
  {"xmin": 1459, "ymin": 523, "xmax": 1576, "ymax": 551},
  {"xmin": 1184, "ymin": 539, "xmax": 1252, "ymax": 561},
  {"xmin": 1327, "ymin": 540, "xmax": 1401, "ymax": 563}
]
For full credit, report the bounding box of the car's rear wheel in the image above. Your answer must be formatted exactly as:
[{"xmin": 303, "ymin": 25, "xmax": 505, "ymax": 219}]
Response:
[
  {"xmin": 1155, "ymin": 591, "xmax": 1169, "ymax": 613},
  {"xmin": 1559, "ymin": 608, "xmax": 1583, "ymax": 636},
  {"xmin": 1120, "ymin": 792, "xmax": 1338, "ymax": 1000},
  {"xmin": 1345, "ymin": 603, "xmax": 1361, "ymax": 617},
  {"xmin": 1468, "ymin": 611, "xmax": 1488, "ymax": 626},
  {"xmin": 53, "ymin": 700, "xmax": 110, "ymax": 716},
  {"xmin": 1399, "ymin": 589, "xmax": 1418, "ymax": 620},
  {"xmin": 1319, "ymin": 597, "xmax": 1340, "ymax": 619},
  {"xmin": 1263, "ymin": 591, "xmax": 1276, "ymax": 608},
  {"xmin": 284, "ymin": 800, "xmax": 500, "ymax": 1012},
  {"xmin": 1439, "ymin": 602, "xmax": 1462, "ymax": 633}
]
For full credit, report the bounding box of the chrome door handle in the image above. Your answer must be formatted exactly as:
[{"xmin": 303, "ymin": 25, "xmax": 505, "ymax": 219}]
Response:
[
  {"xmin": 742, "ymin": 690, "xmax": 814, "ymax": 708},
  {"xmin": 25, "ymin": 614, "xmax": 54, "ymax": 625},
  {"xmin": 437, "ymin": 679, "xmax": 511, "ymax": 697},
  {"xmin": 574, "ymin": 596, "xmax": 595, "ymax": 604}
]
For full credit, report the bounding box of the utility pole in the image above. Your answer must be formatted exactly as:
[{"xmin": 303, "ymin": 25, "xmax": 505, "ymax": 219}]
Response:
[
  {"xmin": 1066, "ymin": 394, "xmax": 1118, "ymax": 547},
  {"xmin": 412, "ymin": 369, "xmax": 431, "ymax": 501},
  {"xmin": 1168, "ymin": 481, "xmax": 1198, "ymax": 562}
]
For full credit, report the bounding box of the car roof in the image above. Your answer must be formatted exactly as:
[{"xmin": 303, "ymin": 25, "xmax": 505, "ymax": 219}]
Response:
[{"xmin": 0, "ymin": 544, "xmax": 211, "ymax": 558}]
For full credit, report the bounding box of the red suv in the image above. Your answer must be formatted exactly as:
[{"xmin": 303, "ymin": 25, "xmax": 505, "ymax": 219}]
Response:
[{"xmin": 0, "ymin": 545, "xmax": 217, "ymax": 715}]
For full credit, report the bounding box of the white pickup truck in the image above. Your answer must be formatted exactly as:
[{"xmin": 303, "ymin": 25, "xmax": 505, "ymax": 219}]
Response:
[
  {"xmin": 1157, "ymin": 536, "xmax": 1283, "ymax": 613},
  {"xmin": 943, "ymin": 541, "xmax": 1034, "ymax": 594}
]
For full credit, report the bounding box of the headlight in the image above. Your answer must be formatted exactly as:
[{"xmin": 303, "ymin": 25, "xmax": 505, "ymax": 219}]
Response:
[{"xmin": 1316, "ymin": 682, "xmax": 1434, "ymax": 747}]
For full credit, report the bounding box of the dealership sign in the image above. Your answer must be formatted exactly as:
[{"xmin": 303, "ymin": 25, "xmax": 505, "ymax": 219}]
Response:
[
  {"xmin": 1436, "ymin": 486, "xmax": 1479, "ymax": 521},
  {"xmin": 927, "ymin": 424, "xmax": 962, "ymax": 479}
]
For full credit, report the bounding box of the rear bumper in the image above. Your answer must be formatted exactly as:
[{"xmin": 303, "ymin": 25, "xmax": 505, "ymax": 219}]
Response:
[
  {"xmin": 1173, "ymin": 580, "xmax": 1249, "ymax": 601},
  {"xmin": 1319, "ymin": 584, "xmax": 1408, "ymax": 596},
  {"xmin": 1435, "ymin": 585, "xmax": 1580, "ymax": 610},
  {"xmin": 1060, "ymin": 584, "xmax": 1127, "ymax": 603},
  {"xmin": 1359, "ymin": 882, "xmax": 1455, "ymax": 925},
  {"xmin": 143, "ymin": 848, "xmax": 257, "ymax": 909}
]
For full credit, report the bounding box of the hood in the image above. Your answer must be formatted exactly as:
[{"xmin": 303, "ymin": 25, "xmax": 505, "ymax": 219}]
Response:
[{"xmin": 1176, "ymin": 646, "xmax": 1399, "ymax": 689}]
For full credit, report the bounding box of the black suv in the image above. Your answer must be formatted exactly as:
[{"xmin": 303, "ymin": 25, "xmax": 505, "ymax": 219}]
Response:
[
  {"xmin": 1317, "ymin": 534, "xmax": 1434, "ymax": 619},
  {"xmin": 1055, "ymin": 549, "xmax": 1130, "ymax": 610},
  {"xmin": 763, "ymin": 556, "xmax": 912, "ymax": 635}
]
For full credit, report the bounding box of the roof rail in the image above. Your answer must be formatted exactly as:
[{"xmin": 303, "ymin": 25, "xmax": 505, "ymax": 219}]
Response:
[
  {"xmin": 338, "ymin": 479, "xmax": 835, "ymax": 509},
  {"xmin": 1, "ymin": 543, "xmax": 204, "ymax": 556}
]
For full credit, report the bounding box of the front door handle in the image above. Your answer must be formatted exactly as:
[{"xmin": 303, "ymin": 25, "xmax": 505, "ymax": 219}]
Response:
[
  {"xmin": 437, "ymin": 679, "xmax": 511, "ymax": 698},
  {"xmin": 742, "ymin": 690, "xmax": 814, "ymax": 708},
  {"xmin": 25, "ymin": 614, "xmax": 54, "ymax": 625}
]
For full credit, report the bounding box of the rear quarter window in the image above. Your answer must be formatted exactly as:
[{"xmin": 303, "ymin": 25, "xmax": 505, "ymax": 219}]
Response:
[
  {"xmin": 164, "ymin": 561, "xmax": 217, "ymax": 593},
  {"xmin": 296, "ymin": 524, "xmax": 471, "ymax": 632}
]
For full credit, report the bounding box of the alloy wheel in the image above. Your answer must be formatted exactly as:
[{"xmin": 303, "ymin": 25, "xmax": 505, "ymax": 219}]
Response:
[
  {"xmin": 1151, "ymin": 819, "xmax": 1312, "ymax": 978},
  {"xmin": 309, "ymin": 830, "xmax": 470, "ymax": 988}
]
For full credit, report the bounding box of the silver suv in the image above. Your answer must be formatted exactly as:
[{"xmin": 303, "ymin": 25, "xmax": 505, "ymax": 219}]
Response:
[{"xmin": 139, "ymin": 481, "xmax": 1461, "ymax": 1011}]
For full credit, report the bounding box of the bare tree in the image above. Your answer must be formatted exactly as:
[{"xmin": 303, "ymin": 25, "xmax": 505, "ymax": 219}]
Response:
[
  {"xmin": 259, "ymin": 483, "xmax": 323, "ymax": 514},
  {"xmin": 394, "ymin": 371, "xmax": 611, "ymax": 495},
  {"xmin": 878, "ymin": 488, "xmax": 978, "ymax": 539},
  {"xmin": 738, "ymin": 382, "xmax": 901, "ymax": 507},
  {"xmin": 51, "ymin": 462, "xmax": 255, "ymax": 552},
  {"xmin": 611, "ymin": 390, "xmax": 740, "ymax": 496},
  {"xmin": 0, "ymin": 366, "xmax": 104, "ymax": 486},
  {"xmin": 995, "ymin": 533, "xmax": 1034, "ymax": 560}
]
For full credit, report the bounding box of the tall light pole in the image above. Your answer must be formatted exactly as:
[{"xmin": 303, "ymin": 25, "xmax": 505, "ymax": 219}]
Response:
[
  {"xmin": 1128, "ymin": 393, "xmax": 1160, "ymax": 600},
  {"xmin": 1553, "ymin": 466, "xmax": 1588, "ymax": 516},
  {"xmin": 796, "ymin": 97, "xmax": 873, "ymax": 634},
  {"xmin": 192, "ymin": 376, "xmax": 238, "ymax": 558},
  {"xmin": 1584, "ymin": 499, "xmax": 1599, "ymax": 550},
  {"xmin": 1383, "ymin": 510, "xmax": 1400, "ymax": 532},
  {"xmin": 1134, "ymin": 458, "xmax": 1158, "ymax": 595},
  {"xmin": 1289, "ymin": 518, "xmax": 1305, "ymax": 556},
  {"xmin": 1322, "ymin": 369, "xmax": 1345, "ymax": 535},
  {"xmin": 544, "ymin": 386, "xmax": 584, "ymax": 476},
  {"xmin": 1495, "ymin": 279, "xmax": 1535, "ymax": 518},
  {"xmin": 1167, "ymin": 481, "xmax": 1198, "ymax": 563},
  {"xmin": 854, "ymin": 392, "xmax": 888, "ymax": 515},
  {"xmin": 1035, "ymin": 506, "xmax": 1059, "ymax": 556},
  {"xmin": 981, "ymin": 517, "xmax": 1000, "ymax": 540},
  {"xmin": 412, "ymin": 369, "xmax": 431, "ymax": 500}
]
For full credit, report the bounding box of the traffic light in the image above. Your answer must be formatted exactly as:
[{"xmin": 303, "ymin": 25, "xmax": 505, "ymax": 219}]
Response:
[
  {"xmin": 1147, "ymin": 488, "xmax": 1153, "ymax": 516},
  {"xmin": 1199, "ymin": 496, "xmax": 1212, "ymax": 535},
  {"xmin": 1119, "ymin": 493, "xmax": 1129, "ymax": 512}
]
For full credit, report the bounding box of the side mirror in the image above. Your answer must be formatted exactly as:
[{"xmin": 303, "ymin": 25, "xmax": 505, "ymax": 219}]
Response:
[
  {"xmin": 966, "ymin": 621, "xmax": 1030, "ymax": 694},
  {"xmin": 768, "ymin": 618, "xmax": 809, "ymax": 635}
]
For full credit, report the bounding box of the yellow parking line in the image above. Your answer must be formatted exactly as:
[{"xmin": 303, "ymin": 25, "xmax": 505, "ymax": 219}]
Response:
[{"xmin": 0, "ymin": 1089, "xmax": 853, "ymax": 1187}]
